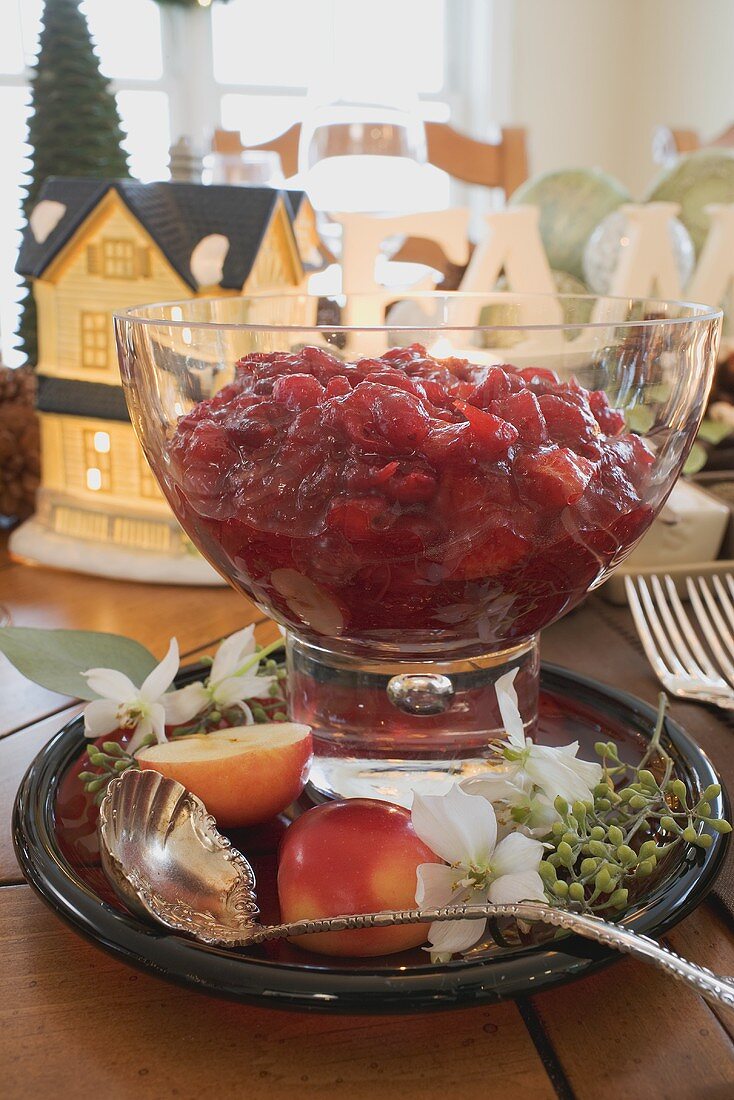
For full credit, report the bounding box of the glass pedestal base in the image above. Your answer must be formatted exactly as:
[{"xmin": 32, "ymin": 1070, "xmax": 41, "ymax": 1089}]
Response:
[{"xmin": 286, "ymin": 633, "xmax": 539, "ymax": 804}]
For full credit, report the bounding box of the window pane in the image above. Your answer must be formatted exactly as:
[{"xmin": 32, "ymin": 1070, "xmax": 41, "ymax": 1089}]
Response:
[
  {"xmin": 0, "ymin": 0, "xmax": 42, "ymax": 73},
  {"xmin": 213, "ymin": 0, "xmax": 333, "ymax": 87},
  {"xmin": 0, "ymin": 87, "xmax": 31, "ymax": 367},
  {"xmin": 116, "ymin": 90, "xmax": 170, "ymax": 181},
  {"xmin": 333, "ymin": 0, "xmax": 445, "ymax": 95},
  {"xmin": 82, "ymin": 0, "xmax": 162, "ymax": 81},
  {"xmin": 221, "ymin": 93, "xmax": 305, "ymax": 144}
]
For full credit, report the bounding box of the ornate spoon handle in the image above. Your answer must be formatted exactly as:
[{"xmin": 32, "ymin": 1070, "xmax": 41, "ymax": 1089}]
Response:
[{"xmin": 247, "ymin": 902, "xmax": 734, "ymax": 1008}]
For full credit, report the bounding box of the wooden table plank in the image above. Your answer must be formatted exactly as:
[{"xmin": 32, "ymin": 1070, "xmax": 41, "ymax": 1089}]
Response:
[
  {"xmin": 0, "ymin": 885, "xmax": 557, "ymax": 1100},
  {"xmin": 529, "ymin": 929, "xmax": 734, "ymax": 1100},
  {"xmin": 0, "ymin": 562, "xmax": 265, "ymax": 736}
]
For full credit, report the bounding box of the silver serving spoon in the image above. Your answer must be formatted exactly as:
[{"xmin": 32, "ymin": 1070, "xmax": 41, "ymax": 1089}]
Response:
[{"xmin": 98, "ymin": 769, "xmax": 734, "ymax": 1008}]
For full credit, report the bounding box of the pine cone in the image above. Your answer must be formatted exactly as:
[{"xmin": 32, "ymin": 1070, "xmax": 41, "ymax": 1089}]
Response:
[{"xmin": 0, "ymin": 365, "xmax": 40, "ymax": 521}]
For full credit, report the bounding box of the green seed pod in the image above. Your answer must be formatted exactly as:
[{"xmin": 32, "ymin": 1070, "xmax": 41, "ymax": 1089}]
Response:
[
  {"xmin": 597, "ymin": 798, "xmax": 612, "ymax": 811},
  {"xmin": 594, "ymin": 742, "xmax": 610, "ymax": 758},
  {"xmin": 636, "ymin": 859, "xmax": 655, "ymax": 878},
  {"xmin": 628, "ymin": 794, "xmax": 648, "ymax": 811},
  {"xmin": 594, "ymin": 782, "xmax": 611, "ymax": 798},
  {"xmin": 580, "ymin": 857, "xmax": 598, "ymax": 876},
  {"xmin": 561, "ymin": 831, "xmax": 578, "ymax": 847},
  {"xmin": 77, "ymin": 771, "xmax": 96, "ymax": 782},
  {"xmin": 696, "ymin": 801, "xmax": 712, "ymax": 819},
  {"xmin": 683, "ymin": 825, "xmax": 698, "ymax": 843},
  {"xmin": 568, "ymin": 882, "xmax": 585, "ymax": 903},
  {"xmin": 85, "ymin": 776, "xmax": 108, "ymax": 793},
  {"xmin": 572, "ymin": 801, "xmax": 588, "ymax": 821},
  {"xmin": 697, "ymin": 834, "xmax": 713, "ymax": 849},
  {"xmin": 557, "ymin": 841, "xmax": 575, "ymax": 867},
  {"xmin": 607, "ymin": 825, "xmax": 624, "ymax": 847},
  {"xmin": 702, "ymin": 784, "xmax": 721, "ymax": 802},
  {"xmin": 669, "ymin": 779, "xmax": 688, "ymax": 805},
  {"xmin": 551, "ymin": 821, "xmax": 565, "ymax": 836},
  {"xmin": 609, "ymin": 888, "xmax": 628, "ymax": 909},
  {"xmin": 638, "ymin": 839, "xmax": 657, "ymax": 860},
  {"xmin": 554, "ymin": 796, "xmax": 569, "ymax": 815},
  {"xmin": 102, "ymin": 741, "xmax": 125, "ymax": 757},
  {"xmin": 618, "ymin": 788, "xmax": 633, "ymax": 802},
  {"xmin": 113, "ymin": 759, "xmax": 131, "ymax": 772},
  {"xmin": 660, "ymin": 816, "xmax": 678, "ymax": 833},
  {"xmin": 589, "ymin": 840, "xmax": 609, "ymax": 858},
  {"xmin": 539, "ymin": 861, "xmax": 557, "ymax": 884},
  {"xmin": 595, "ymin": 867, "xmax": 614, "ymax": 893},
  {"xmin": 617, "ymin": 844, "xmax": 638, "ymax": 866},
  {"xmin": 637, "ymin": 769, "xmax": 657, "ymax": 789},
  {"xmin": 590, "ymin": 826, "xmax": 606, "ymax": 841},
  {"xmin": 709, "ymin": 819, "xmax": 733, "ymax": 834},
  {"xmin": 553, "ymin": 880, "xmax": 569, "ymax": 898}
]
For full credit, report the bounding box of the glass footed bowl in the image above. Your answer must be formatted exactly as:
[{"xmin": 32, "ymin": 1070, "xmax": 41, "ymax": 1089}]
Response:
[{"xmin": 116, "ymin": 292, "xmax": 721, "ymax": 803}]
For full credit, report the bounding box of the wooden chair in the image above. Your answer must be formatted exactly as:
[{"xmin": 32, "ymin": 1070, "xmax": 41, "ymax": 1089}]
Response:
[
  {"xmin": 212, "ymin": 123, "xmax": 528, "ymax": 285},
  {"xmin": 212, "ymin": 122, "xmax": 528, "ymax": 197},
  {"xmin": 652, "ymin": 124, "xmax": 734, "ymax": 166}
]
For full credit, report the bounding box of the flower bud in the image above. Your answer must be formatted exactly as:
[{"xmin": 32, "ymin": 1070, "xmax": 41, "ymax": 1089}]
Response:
[
  {"xmin": 617, "ymin": 844, "xmax": 638, "ymax": 866},
  {"xmin": 709, "ymin": 819, "xmax": 733, "ymax": 834},
  {"xmin": 594, "ymin": 782, "xmax": 611, "ymax": 798},
  {"xmin": 696, "ymin": 834, "xmax": 713, "ymax": 849},
  {"xmin": 595, "ymin": 867, "xmax": 614, "ymax": 893},
  {"xmin": 568, "ymin": 883, "xmax": 585, "ymax": 903},
  {"xmin": 539, "ymin": 861, "xmax": 557, "ymax": 884},
  {"xmin": 557, "ymin": 841, "xmax": 575, "ymax": 868},
  {"xmin": 561, "ymin": 831, "xmax": 578, "ymax": 847},
  {"xmin": 589, "ymin": 840, "xmax": 608, "ymax": 858},
  {"xmin": 696, "ymin": 801, "xmax": 712, "ymax": 819},
  {"xmin": 660, "ymin": 816, "xmax": 678, "ymax": 833},
  {"xmin": 638, "ymin": 840, "xmax": 657, "ymax": 860},
  {"xmin": 554, "ymin": 796, "xmax": 569, "ymax": 815},
  {"xmin": 636, "ymin": 859, "xmax": 655, "ymax": 878},
  {"xmin": 609, "ymin": 888, "xmax": 628, "ymax": 909},
  {"xmin": 703, "ymin": 784, "xmax": 721, "ymax": 802},
  {"xmin": 553, "ymin": 880, "xmax": 569, "ymax": 898},
  {"xmin": 102, "ymin": 741, "xmax": 125, "ymax": 757},
  {"xmin": 607, "ymin": 825, "xmax": 624, "ymax": 847},
  {"xmin": 637, "ymin": 769, "xmax": 657, "ymax": 789},
  {"xmin": 580, "ymin": 857, "xmax": 598, "ymax": 876},
  {"xmin": 683, "ymin": 825, "xmax": 698, "ymax": 843},
  {"xmin": 85, "ymin": 776, "xmax": 107, "ymax": 793},
  {"xmin": 572, "ymin": 801, "xmax": 588, "ymax": 821},
  {"xmin": 590, "ymin": 826, "xmax": 606, "ymax": 841},
  {"xmin": 551, "ymin": 821, "xmax": 565, "ymax": 836},
  {"xmin": 628, "ymin": 794, "xmax": 647, "ymax": 811},
  {"xmin": 669, "ymin": 779, "xmax": 688, "ymax": 806}
]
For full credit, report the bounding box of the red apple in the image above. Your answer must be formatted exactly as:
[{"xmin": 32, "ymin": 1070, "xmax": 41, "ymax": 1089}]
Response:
[
  {"xmin": 277, "ymin": 798, "xmax": 444, "ymax": 957},
  {"xmin": 137, "ymin": 723, "xmax": 312, "ymax": 828}
]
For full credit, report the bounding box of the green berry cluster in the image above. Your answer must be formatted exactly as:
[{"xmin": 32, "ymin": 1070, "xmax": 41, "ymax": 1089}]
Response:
[
  {"xmin": 539, "ymin": 695, "xmax": 731, "ymax": 916},
  {"xmin": 79, "ymin": 741, "xmax": 138, "ymax": 805}
]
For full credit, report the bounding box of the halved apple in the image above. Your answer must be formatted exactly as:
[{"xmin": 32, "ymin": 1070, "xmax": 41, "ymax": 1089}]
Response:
[{"xmin": 137, "ymin": 723, "xmax": 312, "ymax": 828}]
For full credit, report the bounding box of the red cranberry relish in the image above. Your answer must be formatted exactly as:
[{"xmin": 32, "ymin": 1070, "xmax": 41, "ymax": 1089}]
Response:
[{"xmin": 168, "ymin": 344, "xmax": 654, "ymax": 645}]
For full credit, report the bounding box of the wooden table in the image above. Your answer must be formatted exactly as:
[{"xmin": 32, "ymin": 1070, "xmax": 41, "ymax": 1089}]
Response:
[{"xmin": 1, "ymin": 551, "xmax": 733, "ymax": 1100}]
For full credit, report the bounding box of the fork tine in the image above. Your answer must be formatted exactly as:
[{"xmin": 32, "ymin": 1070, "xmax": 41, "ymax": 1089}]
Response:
[
  {"xmin": 725, "ymin": 573, "xmax": 734, "ymax": 605},
  {"xmin": 697, "ymin": 577, "xmax": 734, "ymax": 673},
  {"xmin": 624, "ymin": 576, "xmax": 675, "ymax": 682},
  {"xmin": 712, "ymin": 575, "xmax": 734, "ymax": 640},
  {"xmin": 686, "ymin": 578, "xmax": 734, "ymax": 687},
  {"xmin": 634, "ymin": 576, "xmax": 689, "ymax": 676},
  {"xmin": 649, "ymin": 575, "xmax": 707, "ymax": 677},
  {"xmin": 662, "ymin": 575, "xmax": 720, "ymax": 679}
]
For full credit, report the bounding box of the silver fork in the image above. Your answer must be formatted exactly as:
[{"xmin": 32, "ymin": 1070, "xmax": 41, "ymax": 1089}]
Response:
[{"xmin": 625, "ymin": 574, "xmax": 734, "ymax": 709}]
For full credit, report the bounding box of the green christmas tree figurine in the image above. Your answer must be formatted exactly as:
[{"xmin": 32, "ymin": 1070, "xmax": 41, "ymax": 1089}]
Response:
[{"xmin": 18, "ymin": 0, "xmax": 131, "ymax": 367}]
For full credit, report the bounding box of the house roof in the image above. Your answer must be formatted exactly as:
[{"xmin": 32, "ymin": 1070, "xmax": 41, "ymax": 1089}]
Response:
[{"xmin": 16, "ymin": 178, "xmax": 298, "ymax": 291}]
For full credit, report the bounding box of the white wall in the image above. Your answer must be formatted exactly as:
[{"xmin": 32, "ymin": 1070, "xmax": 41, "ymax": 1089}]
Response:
[{"xmin": 482, "ymin": 0, "xmax": 734, "ymax": 196}]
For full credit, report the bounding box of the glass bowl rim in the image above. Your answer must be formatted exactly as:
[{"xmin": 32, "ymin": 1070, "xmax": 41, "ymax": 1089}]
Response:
[{"xmin": 113, "ymin": 291, "xmax": 723, "ymax": 335}]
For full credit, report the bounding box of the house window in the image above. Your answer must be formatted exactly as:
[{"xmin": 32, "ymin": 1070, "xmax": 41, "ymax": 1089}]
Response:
[
  {"xmin": 139, "ymin": 460, "xmax": 161, "ymax": 500},
  {"xmin": 102, "ymin": 238, "xmax": 137, "ymax": 278},
  {"xmin": 80, "ymin": 311, "xmax": 109, "ymax": 370},
  {"xmin": 83, "ymin": 429, "xmax": 112, "ymax": 492}
]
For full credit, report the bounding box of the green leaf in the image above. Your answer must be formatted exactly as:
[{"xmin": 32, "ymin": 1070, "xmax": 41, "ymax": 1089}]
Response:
[
  {"xmin": 697, "ymin": 417, "xmax": 733, "ymax": 446},
  {"xmin": 0, "ymin": 628, "xmax": 158, "ymax": 701},
  {"xmin": 683, "ymin": 441, "xmax": 708, "ymax": 475}
]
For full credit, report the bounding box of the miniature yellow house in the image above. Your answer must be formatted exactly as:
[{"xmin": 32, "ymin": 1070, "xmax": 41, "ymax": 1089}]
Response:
[{"xmin": 11, "ymin": 178, "xmax": 305, "ymax": 583}]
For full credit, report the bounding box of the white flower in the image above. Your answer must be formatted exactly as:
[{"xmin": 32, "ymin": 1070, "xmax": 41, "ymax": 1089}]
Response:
[
  {"xmin": 82, "ymin": 638, "xmax": 201, "ymax": 753},
  {"xmin": 492, "ymin": 669, "xmax": 602, "ymax": 805},
  {"xmin": 168, "ymin": 625, "xmax": 276, "ymax": 723},
  {"xmin": 461, "ymin": 771, "xmax": 559, "ymax": 838},
  {"xmin": 412, "ymin": 784, "xmax": 545, "ymax": 961}
]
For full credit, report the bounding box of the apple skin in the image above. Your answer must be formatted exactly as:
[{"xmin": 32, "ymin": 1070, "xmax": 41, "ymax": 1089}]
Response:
[
  {"xmin": 138, "ymin": 725, "xmax": 312, "ymax": 828},
  {"xmin": 277, "ymin": 798, "xmax": 444, "ymax": 957}
]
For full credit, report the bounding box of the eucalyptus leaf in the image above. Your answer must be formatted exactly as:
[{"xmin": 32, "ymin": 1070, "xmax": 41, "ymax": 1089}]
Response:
[
  {"xmin": 683, "ymin": 441, "xmax": 708, "ymax": 476},
  {"xmin": 0, "ymin": 628, "xmax": 158, "ymax": 701},
  {"xmin": 697, "ymin": 418, "xmax": 733, "ymax": 446}
]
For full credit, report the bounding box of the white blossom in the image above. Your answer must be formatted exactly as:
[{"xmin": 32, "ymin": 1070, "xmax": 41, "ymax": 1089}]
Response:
[
  {"xmin": 412, "ymin": 784, "xmax": 545, "ymax": 961},
  {"xmin": 82, "ymin": 639, "xmax": 202, "ymax": 753},
  {"xmin": 168, "ymin": 625, "xmax": 276, "ymax": 724}
]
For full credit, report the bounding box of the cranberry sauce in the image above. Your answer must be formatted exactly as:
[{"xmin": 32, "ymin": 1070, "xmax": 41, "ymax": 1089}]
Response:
[{"xmin": 167, "ymin": 344, "xmax": 654, "ymax": 648}]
